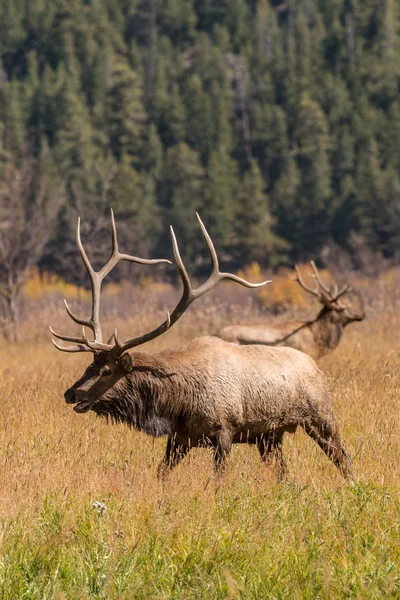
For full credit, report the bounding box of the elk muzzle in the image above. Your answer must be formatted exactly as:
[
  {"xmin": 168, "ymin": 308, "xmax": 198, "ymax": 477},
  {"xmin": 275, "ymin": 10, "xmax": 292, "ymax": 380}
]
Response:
[{"xmin": 64, "ymin": 387, "xmax": 93, "ymax": 413}]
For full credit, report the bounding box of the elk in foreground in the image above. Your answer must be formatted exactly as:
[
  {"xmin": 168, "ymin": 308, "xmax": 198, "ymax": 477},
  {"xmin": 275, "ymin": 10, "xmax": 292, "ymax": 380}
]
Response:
[
  {"xmin": 218, "ymin": 262, "xmax": 365, "ymax": 359},
  {"xmin": 51, "ymin": 213, "xmax": 353, "ymax": 481}
]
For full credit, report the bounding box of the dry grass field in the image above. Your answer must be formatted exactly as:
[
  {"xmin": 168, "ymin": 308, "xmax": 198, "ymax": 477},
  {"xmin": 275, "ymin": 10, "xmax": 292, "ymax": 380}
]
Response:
[{"xmin": 0, "ymin": 284, "xmax": 399, "ymax": 598}]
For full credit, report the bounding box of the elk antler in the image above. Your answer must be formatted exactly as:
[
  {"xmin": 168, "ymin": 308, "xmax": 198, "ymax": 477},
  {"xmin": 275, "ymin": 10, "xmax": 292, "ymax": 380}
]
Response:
[
  {"xmin": 293, "ymin": 260, "xmax": 351, "ymax": 305},
  {"xmin": 51, "ymin": 213, "xmax": 271, "ymax": 355},
  {"xmin": 50, "ymin": 209, "xmax": 171, "ymax": 352},
  {"xmin": 112, "ymin": 213, "xmax": 271, "ymax": 354}
]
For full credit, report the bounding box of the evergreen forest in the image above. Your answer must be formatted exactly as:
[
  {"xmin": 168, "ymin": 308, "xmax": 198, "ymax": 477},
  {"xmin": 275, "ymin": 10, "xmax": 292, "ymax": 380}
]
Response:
[{"xmin": 1, "ymin": 0, "xmax": 400, "ymax": 283}]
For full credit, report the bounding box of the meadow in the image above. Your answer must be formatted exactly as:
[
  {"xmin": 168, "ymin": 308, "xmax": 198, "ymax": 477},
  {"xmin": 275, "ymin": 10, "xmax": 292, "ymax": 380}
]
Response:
[{"xmin": 0, "ymin": 274, "xmax": 399, "ymax": 599}]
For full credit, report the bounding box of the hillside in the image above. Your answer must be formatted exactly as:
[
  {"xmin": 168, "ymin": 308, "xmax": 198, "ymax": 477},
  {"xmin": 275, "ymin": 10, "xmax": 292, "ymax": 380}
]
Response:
[{"xmin": 0, "ymin": 0, "xmax": 399, "ymax": 277}]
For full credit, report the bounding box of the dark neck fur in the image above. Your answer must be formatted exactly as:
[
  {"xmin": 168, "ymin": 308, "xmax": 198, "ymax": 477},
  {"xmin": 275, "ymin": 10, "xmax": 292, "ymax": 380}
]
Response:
[
  {"xmin": 311, "ymin": 307, "xmax": 343, "ymax": 350},
  {"xmin": 91, "ymin": 362, "xmax": 179, "ymax": 437}
]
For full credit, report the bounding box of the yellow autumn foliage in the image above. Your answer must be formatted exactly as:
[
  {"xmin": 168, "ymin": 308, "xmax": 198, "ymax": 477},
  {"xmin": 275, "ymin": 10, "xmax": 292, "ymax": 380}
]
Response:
[
  {"xmin": 22, "ymin": 262, "xmax": 350, "ymax": 312},
  {"xmin": 22, "ymin": 268, "xmax": 90, "ymax": 301},
  {"xmin": 21, "ymin": 268, "xmax": 173, "ymax": 302},
  {"xmin": 237, "ymin": 262, "xmax": 336, "ymax": 309}
]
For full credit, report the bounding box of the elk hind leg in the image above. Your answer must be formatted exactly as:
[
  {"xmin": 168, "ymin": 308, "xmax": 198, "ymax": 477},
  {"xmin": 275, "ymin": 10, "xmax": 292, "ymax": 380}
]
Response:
[
  {"xmin": 303, "ymin": 419, "xmax": 353, "ymax": 480},
  {"xmin": 157, "ymin": 436, "xmax": 190, "ymax": 480},
  {"xmin": 257, "ymin": 429, "xmax": 287, "ymax": 481}
]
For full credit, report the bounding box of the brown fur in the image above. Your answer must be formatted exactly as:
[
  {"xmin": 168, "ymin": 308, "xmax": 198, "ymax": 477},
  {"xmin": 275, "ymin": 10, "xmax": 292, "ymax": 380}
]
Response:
[
  {"xmin": 218, "ymin": 290, "xmax": 365, "ymax": 359},
  {"xmin": 64, "ymin": 336, "xmax": 353, "ymax": 480}
]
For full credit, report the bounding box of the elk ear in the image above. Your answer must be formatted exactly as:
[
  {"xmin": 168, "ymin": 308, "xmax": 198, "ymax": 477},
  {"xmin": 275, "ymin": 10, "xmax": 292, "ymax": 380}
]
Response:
[{"xmin": 120, "ymin": 353, "xmax": 134, "ymax": 373}]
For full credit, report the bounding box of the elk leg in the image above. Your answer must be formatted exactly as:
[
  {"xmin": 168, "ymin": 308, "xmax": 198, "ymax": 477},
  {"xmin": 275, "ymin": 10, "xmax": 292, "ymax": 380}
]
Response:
[
  {"xmin": 213, "ymin": 429, "xmax": 232, "ymax": 475},
  {"xmin": 257, "ymin": 430, "xmax": 287, "ymax": 481},
  {"xmin": 302, "ymin": 420, "xmax": 353, "ymax": 480},
  {"xmin": 157, "ymin": 436, "xmax": 190, "ymax": 480}
]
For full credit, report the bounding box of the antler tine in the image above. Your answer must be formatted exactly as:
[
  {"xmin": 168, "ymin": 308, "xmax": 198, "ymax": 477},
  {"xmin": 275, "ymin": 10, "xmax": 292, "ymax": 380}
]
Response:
[
  {"xmin": 114, "ymin": 213, "xmax": 270, "ymax": 354},
  {"xmin": 166, "ymin": 214, "xmax": 269, "ymax": 321},
  {"xmin": 195, "ymin": 212, "xmax": 219, "ymax": 289},
  {"xmin": 110, "ymin": 207, "xmax": 118, "ymax": 255},
  {"xmin": 51, "ymin": 338, "xmax": 93, "ymax": 353},
  {"xmin": 100, "ymin": 209, "xmax": 172, "ymax": 278},
  {"xmin": 76, "ymin": 214, "xmax": 103, "ymax": 341},
  {"xmin": 50, "ymin": 325, "xmax": 87, "ymax": 344},
  {"xmin": 117, "ymin": 312, "xmax": 172, "ymax": 351},
  {"xmin": 333, "ymin": 284, "xmax": 351, "ymax": 301},
  {"xmin": 118, "ymin": 253, "xmax": 172, "ymax": 266},
  {"xmin": 310, "ymin": 260, "xmax": 332, "ymax": 296},
  {"xmin": 49, "ymin": 325, "xmax": 113, "ymax": 352},
  {"xmin": 194, "ymin": 213, "xmax": 271, "ymax": 296},
  {"xmin": 170, "ymin": 223, "xmax": 192, "ymax": 302},
  {"xmin": 107, "ymin": 330, "xmax": 116, "ymax": 345},
  {"xmin": 293, "ymin": 264, "xmax": 320, "ymax": 297},
  {"xmin": 63, "ymin": 299, "xmax": 92, "ymax": 331},
  {"xmin": 310, "ymin": 261, "xmax": 351, "ymax": 302}
]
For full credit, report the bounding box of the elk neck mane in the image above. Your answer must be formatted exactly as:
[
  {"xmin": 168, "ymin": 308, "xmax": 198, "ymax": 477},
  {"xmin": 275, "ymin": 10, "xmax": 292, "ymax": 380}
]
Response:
[
  {"xmin": 268, "ymin": 307, "xmax": 342, "ymax": 349},
  {"xmin": 311, "ymin": 306, "xmax": 343, "ymax": 350},
  {"xmin": 91, "ymin": 346, "xmax": 208, "ymax": 436}
]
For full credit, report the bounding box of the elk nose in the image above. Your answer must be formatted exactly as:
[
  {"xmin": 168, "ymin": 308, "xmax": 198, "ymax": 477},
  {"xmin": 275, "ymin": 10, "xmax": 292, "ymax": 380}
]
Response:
[{"xmin": 64, "ymin": 389, "xmax": 76, "ymax": 404}]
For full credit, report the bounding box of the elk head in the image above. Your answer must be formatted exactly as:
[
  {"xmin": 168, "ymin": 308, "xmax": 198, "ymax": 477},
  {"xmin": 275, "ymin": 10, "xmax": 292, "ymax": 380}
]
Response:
[
  {"xmin": 51, "ymin": 210, "xmax": 270, "ymax": 414},
  {"xmin": 294, "ymin": 261, "xmax": 365, "ymax": 326}
]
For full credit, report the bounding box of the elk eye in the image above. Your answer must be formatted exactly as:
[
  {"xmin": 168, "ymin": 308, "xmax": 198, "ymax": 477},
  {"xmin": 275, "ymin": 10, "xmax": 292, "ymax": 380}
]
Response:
[{"xmin": 101, "ymin": 367, "xmax": 112, "ymax": 377}]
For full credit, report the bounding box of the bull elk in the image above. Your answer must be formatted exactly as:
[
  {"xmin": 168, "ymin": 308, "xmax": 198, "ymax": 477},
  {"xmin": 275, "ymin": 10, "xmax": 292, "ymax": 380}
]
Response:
[
  {"xmin": 51, "ymin": 212, "xmax": 353, "ymax": 481},
  {"xmin": 218, "ymin": 262, "xmax": 365, "ymax": 359}
]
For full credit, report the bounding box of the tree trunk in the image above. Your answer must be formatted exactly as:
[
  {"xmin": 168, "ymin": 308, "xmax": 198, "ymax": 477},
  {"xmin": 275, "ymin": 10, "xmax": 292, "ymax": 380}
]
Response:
[{"xmin": 4, "ymin": 282, "xmax": 19, "ymax": 342}]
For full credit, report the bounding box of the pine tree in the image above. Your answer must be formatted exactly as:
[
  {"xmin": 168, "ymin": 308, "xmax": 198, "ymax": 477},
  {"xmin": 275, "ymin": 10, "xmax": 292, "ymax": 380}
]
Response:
[
  {"xmin": 0, "ymin": 0, "xmax": 26, "ymax": 66},
  {"xmin": 158, "ymin": 142, "xmax": 205, "ymax": 263},
  {"xmin": 272, "ymin": 154, "xmax": 299, "ymax": 257},
  {"xmin": 142, "ymin": 122, "xmax": 163, "ymax": 180},
  {"xmin": 203, "ymin": 146, "xmax": 238, "ymax": 258},
  {"xmin": 158, "ymin": 82, "xmax": 187, "ymax": 148},
  {"xmin": 255, "ymin": 0, "xmax": 280, "ymax": 63},
  {"xmin": 290, "ymin": 93, "xmax": 333, "ymax": 254},
  {"xmin": 252, "ymin": 101, "xmax": 289, "ymax": 188},
  {"xmin": 0, "ymin": 120, "xmax": 9, "ymax": 172},
  {"xmin": 109, "ymin": 160, "xmax": 160, "ymax": 260},
  {"xmin": 55, "ymin": 75, "xmax": 97, "ymax": 178},
  {"xmin": 159, "ymin": 0, "xmax": 197, "ymax": 45},
  {"xmin": 0, "ymin": 79, "xmax": 26, "ymax": 158},
  {"xmin": 210, "ymin": 79, "xmax": 233, "ymax": 152},
  {"xmin": 235, "ymin": 161, "xmax": 287, "ymax": 267},
  {"xmin": 224, "ymin": 0, "xmax": 249, "ymax": 52},
  {"xmin": 183, "ymin": 73, "xmax": 213, "ymax": 161},
  {"xmin": 105, "ymin": 56, "xmax": 147, "ymax": 162},
  {"xmin": 353, "ymin": 138, "xmax": 388, "ymax": 251}
]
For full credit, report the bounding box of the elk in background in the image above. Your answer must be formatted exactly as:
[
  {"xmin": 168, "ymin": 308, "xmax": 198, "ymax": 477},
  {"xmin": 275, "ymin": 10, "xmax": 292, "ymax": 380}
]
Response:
[
  {"xmin": 218, "ymin": 262, "xmax": 365, "ymax": 360},
  {"xmin": 51, "ymin": 214, "xmax": 353, "ymax": 481}
]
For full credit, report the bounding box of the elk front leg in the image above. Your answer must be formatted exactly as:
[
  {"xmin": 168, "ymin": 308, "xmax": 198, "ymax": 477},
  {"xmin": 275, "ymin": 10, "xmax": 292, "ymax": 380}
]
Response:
[
  {"xmin": 213, "ymin": 429, "xmax": 233, "ymax": 476},
  {"xmin": 302, "ymin": 419, "xmax": 354, "ymax": 481},
  {"xmin": 257, "ymin": 430, "xmax": 287, "ymax": 481},
  {"xmin": 157, "ymin": 436, "xmax": 190, "ymax": 480}
]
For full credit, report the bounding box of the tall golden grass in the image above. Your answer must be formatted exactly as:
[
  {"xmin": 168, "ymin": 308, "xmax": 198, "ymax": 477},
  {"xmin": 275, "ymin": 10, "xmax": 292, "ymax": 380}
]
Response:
[{"xmin": 0, "ymin": 277, "xmax": 399, "ymax": 597}]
